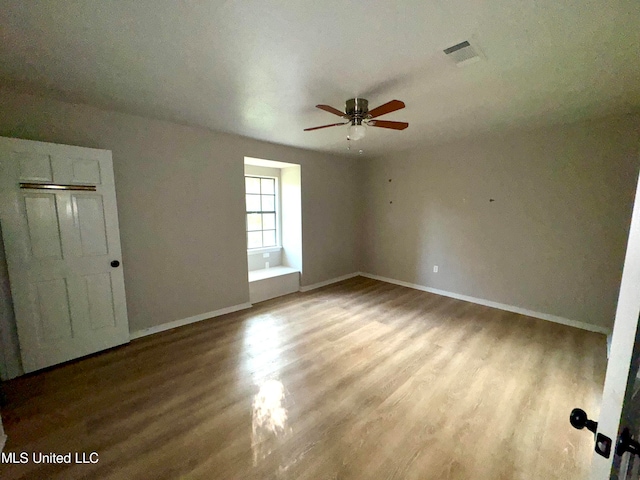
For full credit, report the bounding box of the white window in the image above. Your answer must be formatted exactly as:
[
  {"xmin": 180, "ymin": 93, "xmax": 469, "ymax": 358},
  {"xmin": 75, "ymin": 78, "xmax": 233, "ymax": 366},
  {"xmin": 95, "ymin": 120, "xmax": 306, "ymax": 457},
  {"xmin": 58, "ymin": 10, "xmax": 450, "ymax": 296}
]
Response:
[{"xmin": 245, "ymin": 176, "xmax": 278, "ymax": 249}]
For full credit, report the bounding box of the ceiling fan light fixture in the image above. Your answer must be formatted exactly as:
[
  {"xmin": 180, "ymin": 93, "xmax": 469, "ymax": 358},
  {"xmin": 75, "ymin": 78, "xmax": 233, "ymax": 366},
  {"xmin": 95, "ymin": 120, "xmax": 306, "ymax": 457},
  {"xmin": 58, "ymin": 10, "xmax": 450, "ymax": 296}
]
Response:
[
  {"xmin": 305, "ymin": 98, "xmax": 407, "ymax": 135},
  {"xmin": 348, "ymin": 123, "xmax": 366, "ymax": 141}
]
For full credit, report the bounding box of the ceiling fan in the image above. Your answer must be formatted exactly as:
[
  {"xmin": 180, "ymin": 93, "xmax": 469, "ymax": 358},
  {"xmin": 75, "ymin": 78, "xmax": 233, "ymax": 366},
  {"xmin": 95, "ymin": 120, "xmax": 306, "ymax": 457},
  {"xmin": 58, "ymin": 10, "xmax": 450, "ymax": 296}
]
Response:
[{"xmin": 304, "ymin": 98, "xmax": 408, "ymax": 141}]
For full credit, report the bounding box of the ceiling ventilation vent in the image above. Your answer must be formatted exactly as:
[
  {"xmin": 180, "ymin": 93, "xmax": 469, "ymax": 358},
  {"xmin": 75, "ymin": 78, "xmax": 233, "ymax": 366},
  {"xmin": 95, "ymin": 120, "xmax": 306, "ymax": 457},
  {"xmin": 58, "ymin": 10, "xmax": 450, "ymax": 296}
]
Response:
[{"xmin": 443, "ymin": 41, "xmax": 482, "ymax": 67}]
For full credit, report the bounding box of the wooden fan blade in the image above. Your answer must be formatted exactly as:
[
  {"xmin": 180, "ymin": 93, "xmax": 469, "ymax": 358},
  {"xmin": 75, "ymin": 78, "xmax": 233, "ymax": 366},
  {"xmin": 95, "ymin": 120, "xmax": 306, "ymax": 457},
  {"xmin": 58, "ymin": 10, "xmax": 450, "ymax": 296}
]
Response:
[
  {"xmin": 304, "ymin": 122, "xmax": 347, "ymax": 131},
  {"xmin": 368, "ymin": 120, "xmax": 409, "ymax": 130},
  {"xmin": 367, "ymin": 100, "xmax": 405, "ymax": 119},
  {"xmin": 316, "ymin": 104, "xmax": 346, "ymax": 117}
]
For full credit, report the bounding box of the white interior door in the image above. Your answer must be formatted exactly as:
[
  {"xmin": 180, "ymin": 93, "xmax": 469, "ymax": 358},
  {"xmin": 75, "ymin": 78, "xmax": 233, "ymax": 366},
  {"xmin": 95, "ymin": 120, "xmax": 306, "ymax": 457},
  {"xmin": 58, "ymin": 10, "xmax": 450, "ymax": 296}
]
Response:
[
  {"xmin": 586, "ymin": 165, "xmax": 640, "ymax": 480},
  {"xmin": 0, "ymin": 137, "xmax": 129, "ymax": 373}
]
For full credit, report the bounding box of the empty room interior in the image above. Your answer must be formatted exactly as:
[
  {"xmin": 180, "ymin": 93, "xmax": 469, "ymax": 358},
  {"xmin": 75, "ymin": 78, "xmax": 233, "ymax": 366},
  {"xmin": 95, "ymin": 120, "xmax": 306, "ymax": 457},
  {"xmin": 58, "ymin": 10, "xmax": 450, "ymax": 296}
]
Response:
[{"xmin": 0, "ymin": 1, "xmax": 639, "ymax": 479}]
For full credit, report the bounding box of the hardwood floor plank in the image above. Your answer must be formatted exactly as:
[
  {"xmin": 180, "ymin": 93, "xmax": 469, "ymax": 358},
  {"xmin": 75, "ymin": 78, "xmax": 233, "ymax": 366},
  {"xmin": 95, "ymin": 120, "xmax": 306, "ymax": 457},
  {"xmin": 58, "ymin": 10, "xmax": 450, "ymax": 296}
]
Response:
[{"xmin": 0, "ymin": 276, "xmax": 606, "ymax": 479}]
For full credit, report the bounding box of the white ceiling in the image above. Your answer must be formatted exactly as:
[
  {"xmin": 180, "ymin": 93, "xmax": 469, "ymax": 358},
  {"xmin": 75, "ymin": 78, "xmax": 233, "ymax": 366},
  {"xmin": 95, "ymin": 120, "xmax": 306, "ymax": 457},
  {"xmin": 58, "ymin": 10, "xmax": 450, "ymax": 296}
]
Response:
[{"xmin": 1, "ymin": 0, "xmax": 639, "ymax": 156}]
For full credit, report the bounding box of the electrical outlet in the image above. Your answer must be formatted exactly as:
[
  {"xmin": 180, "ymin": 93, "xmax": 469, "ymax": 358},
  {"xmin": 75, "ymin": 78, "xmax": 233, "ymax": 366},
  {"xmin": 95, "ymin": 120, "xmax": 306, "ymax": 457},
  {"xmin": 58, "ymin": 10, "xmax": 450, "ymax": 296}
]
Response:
[
  {"xmin": 433, "ymin": 265, "xmax": 439, "ymax": 273},
  {"xmin": 265, "ymin": 261, "xmax": 270, "ymax": 269},
  {"xmin": 263, "ymin": 252, "xmax": 270, "ymax": 258}
]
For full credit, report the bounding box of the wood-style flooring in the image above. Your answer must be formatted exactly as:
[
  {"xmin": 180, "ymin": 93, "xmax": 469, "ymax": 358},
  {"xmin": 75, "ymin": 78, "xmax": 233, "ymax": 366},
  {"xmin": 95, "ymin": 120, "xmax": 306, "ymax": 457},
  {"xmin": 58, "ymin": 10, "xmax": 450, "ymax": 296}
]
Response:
[{"xmin": 0, "ymin": 276, "xmax": 607, "ymax": 479}]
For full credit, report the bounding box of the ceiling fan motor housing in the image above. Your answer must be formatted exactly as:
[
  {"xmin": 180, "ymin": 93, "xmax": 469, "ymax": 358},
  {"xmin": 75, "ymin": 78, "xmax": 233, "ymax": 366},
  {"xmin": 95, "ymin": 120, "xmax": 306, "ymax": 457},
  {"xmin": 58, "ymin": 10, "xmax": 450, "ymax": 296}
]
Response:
[{"xmin": 346, "ymin": 98, "xmax": 368, "ymax": 125}]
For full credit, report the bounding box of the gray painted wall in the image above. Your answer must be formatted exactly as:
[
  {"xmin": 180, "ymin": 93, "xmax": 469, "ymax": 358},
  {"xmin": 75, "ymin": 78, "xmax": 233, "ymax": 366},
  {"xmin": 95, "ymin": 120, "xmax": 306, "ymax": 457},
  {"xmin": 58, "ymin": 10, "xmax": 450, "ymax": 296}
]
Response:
[
  {"xmin": 362, "ymin": 115, "xmax": 640, "ymax": 330},
  {"xmin": 0, "ymin": 90, "xmax": 362, "ymax": 335},
  {"xmin": 0, "ymin": 224, "xmax": 21, "ymax": 379}
]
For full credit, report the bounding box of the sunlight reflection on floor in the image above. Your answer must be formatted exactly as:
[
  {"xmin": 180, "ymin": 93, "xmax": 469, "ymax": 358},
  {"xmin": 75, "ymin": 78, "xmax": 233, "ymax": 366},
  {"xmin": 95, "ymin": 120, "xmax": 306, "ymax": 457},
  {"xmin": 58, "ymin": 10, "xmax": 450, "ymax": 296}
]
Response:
[
  {"xmin": 242, "ymin": 315, "xmax": 288, "ymax": 383},
  {"xmin": 245, "ymin": 316, "xmax": 295, "ymax": 474},
  {"xmin": 252, "ymin": 379, "xmax": 292, "ymax": 468}
]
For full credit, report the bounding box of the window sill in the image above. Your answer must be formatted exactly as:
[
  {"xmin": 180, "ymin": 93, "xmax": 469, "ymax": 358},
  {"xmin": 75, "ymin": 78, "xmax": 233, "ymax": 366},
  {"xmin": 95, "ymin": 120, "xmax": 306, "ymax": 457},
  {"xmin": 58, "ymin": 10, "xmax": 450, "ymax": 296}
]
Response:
[
  {"xmin": 247, "ymin": 246, "xmax": 282, "ymax": 255},
  {"xmin": 249, "ymin": 266, "xmax": 299, "ymax": 282}
]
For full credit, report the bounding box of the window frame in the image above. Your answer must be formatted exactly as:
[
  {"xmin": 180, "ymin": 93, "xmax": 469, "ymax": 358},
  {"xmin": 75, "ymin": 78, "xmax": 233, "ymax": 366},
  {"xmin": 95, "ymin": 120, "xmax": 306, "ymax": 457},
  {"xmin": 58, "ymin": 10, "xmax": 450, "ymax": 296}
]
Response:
[{"xmin": 245, "ymin": 174, "xmax": 280, "ymax": 250}]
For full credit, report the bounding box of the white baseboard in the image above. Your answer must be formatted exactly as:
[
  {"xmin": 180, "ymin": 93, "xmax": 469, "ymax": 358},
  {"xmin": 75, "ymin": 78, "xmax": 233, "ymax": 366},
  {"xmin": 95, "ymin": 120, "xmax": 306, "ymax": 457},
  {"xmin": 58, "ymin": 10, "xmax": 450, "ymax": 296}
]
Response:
[
  {"xmin": 360, "ymin": 272, "xmax": 611, "ymax": 335},
  {"xmin": 130, "ymin": 302, "xmax": 252, "ymax": 340},
  {"xmin": 299, "ymin": 272, "xmax": 360, "ymax": 292}
]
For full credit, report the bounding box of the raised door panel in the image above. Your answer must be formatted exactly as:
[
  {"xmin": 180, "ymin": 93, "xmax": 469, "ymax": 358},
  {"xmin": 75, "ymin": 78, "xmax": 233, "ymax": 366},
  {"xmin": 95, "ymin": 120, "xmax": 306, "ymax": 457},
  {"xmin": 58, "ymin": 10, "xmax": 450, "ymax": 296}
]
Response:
[
  {"xmin": 52, "ymin": 156, "xmax": 102, "ymax": 185},
  {"xmin": 24, "ymin": 194, "xmax": 63, "ymax": 260},
  {"xmin": 84, "ymin": 273, "xmax": 117, "ymax": 330},
  {"xmin": 15, "ymin": 152, "xmax": 52, "ymax": 182},
  {"xmin": 71, "ymin": 158, "xmax": 101, "ymax": 184},
  {"xmin": 72, "ymin": 194, "xmax": 109, "ymax": 256},
  {"xmin": 34, "ymin": 279, "xmax": 74, "ymax": 342}
]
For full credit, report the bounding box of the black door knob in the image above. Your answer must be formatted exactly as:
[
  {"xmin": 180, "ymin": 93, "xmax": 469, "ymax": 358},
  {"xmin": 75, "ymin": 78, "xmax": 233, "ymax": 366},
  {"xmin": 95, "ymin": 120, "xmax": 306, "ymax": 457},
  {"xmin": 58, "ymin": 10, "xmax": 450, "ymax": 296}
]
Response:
[
  {"xmin": 617, "ymin": 428, "xmax": 640, "ymax": 456},
  {"xmin": 570, "ymin": 408, "xmax": 598, "ymax": 433},
  {"xmin": 110, "ymin": 260, "xmax": 120, "ymax": 268}
]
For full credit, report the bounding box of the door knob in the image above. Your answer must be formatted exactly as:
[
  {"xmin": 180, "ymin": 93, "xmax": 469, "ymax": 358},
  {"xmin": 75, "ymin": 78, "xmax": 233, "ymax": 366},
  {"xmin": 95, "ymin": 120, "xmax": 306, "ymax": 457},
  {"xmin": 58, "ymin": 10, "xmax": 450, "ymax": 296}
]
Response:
[
  {"xmin": 570, "ymin": 408, "xmax": 598, "ymax": 433},
  {"xmin": 570, "ymin": 408, "xmax": 613, "ymax": 459},
  {"xmin": 617, "ymin": 428, "xmax": 640, "ymax": 457},
  {"xmin": 110, "ymin": 260, "xmax": 120, "ymax": 268}
]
